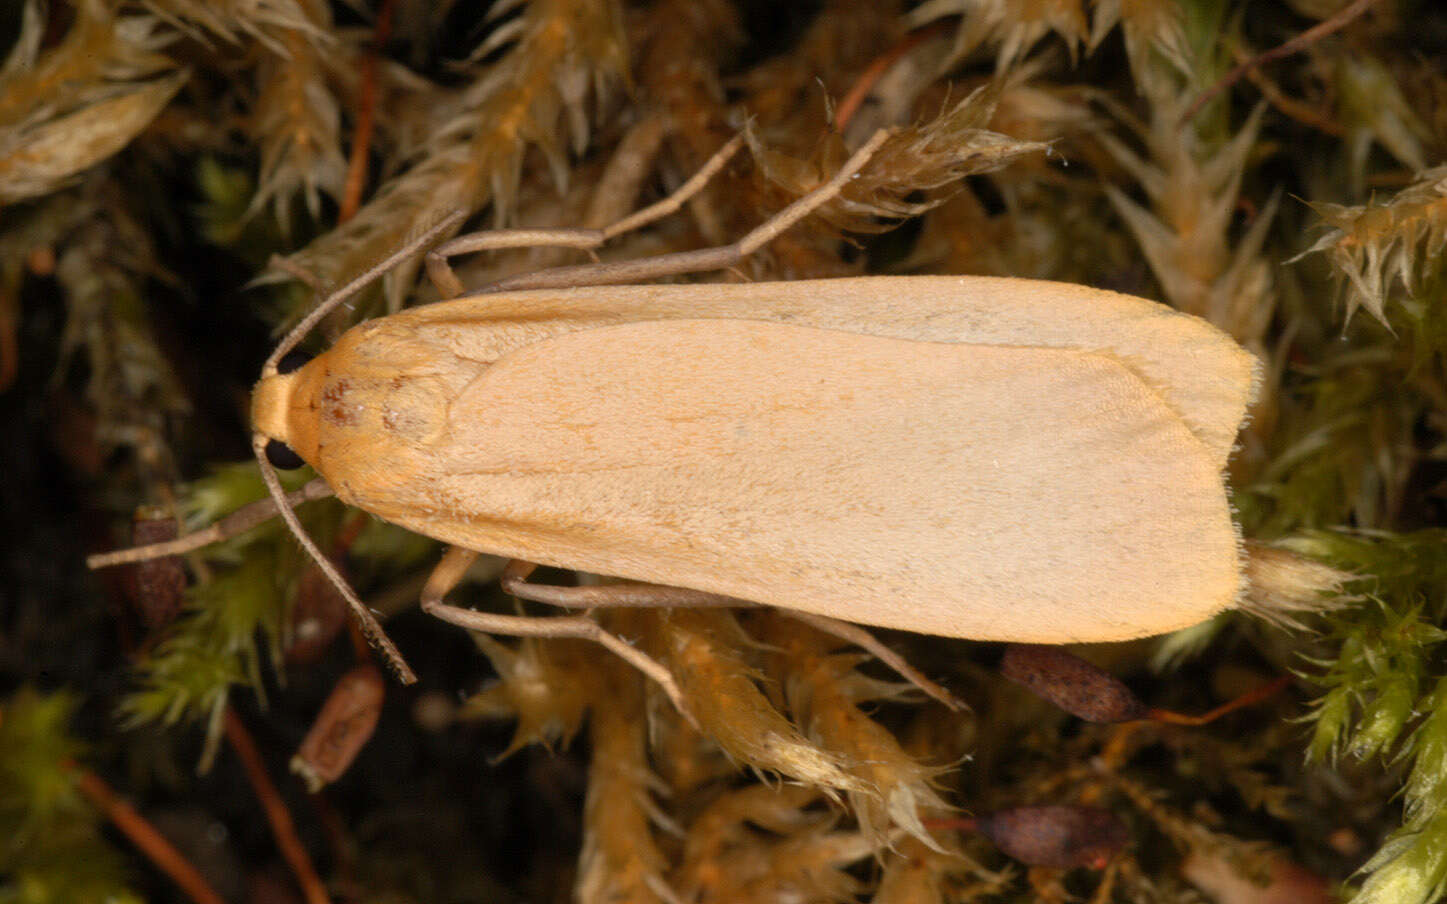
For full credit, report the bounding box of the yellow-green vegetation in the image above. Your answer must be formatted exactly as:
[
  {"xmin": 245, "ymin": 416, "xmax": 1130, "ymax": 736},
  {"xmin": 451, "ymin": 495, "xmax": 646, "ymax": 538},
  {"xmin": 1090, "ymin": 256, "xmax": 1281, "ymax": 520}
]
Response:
[
  {"xmin": 3, "ymin": 0, "xmax": 1445, "ymax": 902},
  {"xmin": 0, "ymin": 690, "xmax": 144, "ymax": 904}
]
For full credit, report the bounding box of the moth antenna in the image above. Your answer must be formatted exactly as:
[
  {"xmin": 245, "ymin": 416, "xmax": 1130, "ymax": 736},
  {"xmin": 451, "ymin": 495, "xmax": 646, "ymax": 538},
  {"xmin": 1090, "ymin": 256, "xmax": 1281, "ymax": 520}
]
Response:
[
  {"xmin": 254, "ymin": 435, "xmax": 418, "ymax": 684},
  {"xmin": 250, "ymin": 215, "xmax": 468, "ymax": 681},
  {"xmin": 263, "ymin": 208, "xmax": 468, "ymax": 378}
]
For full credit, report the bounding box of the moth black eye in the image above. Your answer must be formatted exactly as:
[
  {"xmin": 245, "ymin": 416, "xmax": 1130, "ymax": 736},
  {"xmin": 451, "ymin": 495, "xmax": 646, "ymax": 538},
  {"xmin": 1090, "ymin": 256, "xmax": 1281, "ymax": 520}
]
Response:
[
  {"xmin": 277, "ymin": 350, "xmax": 313, "ymax": 375},
  {"xmin": 265, "ymin": 439, "xmax": 306, "ymax": 470}
]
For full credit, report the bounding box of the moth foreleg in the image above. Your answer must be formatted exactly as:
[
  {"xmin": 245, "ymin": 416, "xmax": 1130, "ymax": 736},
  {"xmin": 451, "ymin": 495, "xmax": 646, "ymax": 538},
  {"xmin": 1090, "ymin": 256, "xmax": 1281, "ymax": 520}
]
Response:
[
  {"xmin": 87, "ymin": 478, "xmax": 335, "ymax": 569},
  {"xmin": 424, "ymin": 132, "xmax": 747, "ymax": 298},
  {"xmin": 420, "ymin": 548, "xmax": 695, "ymax": 724},
  {"xmin": 479, "ymin": 127, "xmax": 892, "ymax": 293}
]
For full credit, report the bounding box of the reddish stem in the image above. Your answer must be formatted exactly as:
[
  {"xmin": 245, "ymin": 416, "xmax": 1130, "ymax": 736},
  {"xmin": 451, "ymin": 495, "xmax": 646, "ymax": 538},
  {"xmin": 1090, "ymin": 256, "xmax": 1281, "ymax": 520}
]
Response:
[
  {"xmin": 339, "ymin": 0, "xmax": 398, "ymax": 222},
  {"xmin": 835, "ymin": 20, "xmax": 952, "ymax": 132},
  {"xmin": 70, "ymin": 766, "xmax": 228, "ymax": 904},
  {"xmin": 1148, "ymin": 675, "xmax": 1291, "ymax": 727},
  {"xmin": 224, "ymin": 707, "xmax": 334, "ymax": 904},
  {"xmin": 1182, "ymin": 0, "xmax": 1381, "ymax": 122},
  {"xmin": 921, "ymin": 815, "xmax": 979, "ymax": 832}
]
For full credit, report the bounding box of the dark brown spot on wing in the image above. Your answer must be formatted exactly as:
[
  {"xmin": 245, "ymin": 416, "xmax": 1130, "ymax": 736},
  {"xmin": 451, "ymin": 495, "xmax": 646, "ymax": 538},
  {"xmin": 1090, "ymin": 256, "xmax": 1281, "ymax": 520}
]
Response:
[{"xmin": 322, "ymin": 378, "xmax": 361, "ymax": 426}]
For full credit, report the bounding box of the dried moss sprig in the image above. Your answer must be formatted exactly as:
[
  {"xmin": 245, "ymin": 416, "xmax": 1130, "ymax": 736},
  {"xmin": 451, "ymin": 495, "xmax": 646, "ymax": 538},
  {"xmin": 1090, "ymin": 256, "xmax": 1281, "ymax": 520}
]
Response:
[
  {"xmin": 247, "ymin": 0, "xmax": 348, "ymax": 224},
  {"xmin": 575, "ymin": 644, "xmax": 671, "ymax": 904},
  {"xmin": 1297, "ymin": 164, "xmax": 1447, "ymax": 325},
  {"xmin": 660, "ymin": 609, "xmax": 867, "ymax": 796},
  {"xmin": 744, "ymin": 86, "xmax": 1048, "ymax": 262},
  {"xmin": 52, "ymin": 198, "xmax": 190, "ymax": 464},
  {"xmin": 460, "ymin": 633, "xmax": 591, "ymax": 758},
  {"xmin": 139, "ymin": 0, "xmax": 326, "ymax": 52},
  {"xmin": 909, "ymin": 0, "xmax": 1090, "ymax": 72},
  {"xmin": 1334, "ymin": 55, "xmax": 1432, "ymax": 192},
  {"xmin": 759, "ymin": 613, "xmax": 953, "ymax": 849},
  {"xmin": 675, "ymin": 784, "xmax": 873, "ymax": 904},
  {"xmin": 277, "ymin": 0, "xmax": 629, "ymax": 314},
  {"xmin": 1092, "ymin": 0, "xmax": 1192, "ymax": 99},
  {"xmin": 909, "ymin": 0, "xmax": 1192, "ymax": 90},
  {"xmin": 1096, "ymin": 96, "xmax": 1280, "ymax": 349},
  {"xmin": 0, "ymin": 0, "xmax": 186, "ymax": 204}
]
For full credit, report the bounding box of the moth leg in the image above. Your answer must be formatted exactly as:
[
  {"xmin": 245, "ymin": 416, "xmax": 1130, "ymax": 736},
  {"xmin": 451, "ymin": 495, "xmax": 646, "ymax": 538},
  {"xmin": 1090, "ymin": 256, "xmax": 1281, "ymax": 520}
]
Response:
[
  {"xmin": 778, "ymin": 611, "xmax": 968, "ymax": 712},
  {"xmin": 420, "ymin": 548, "xmax": 694, "ymax": 721},
  {"xmin": 86, "ymin": 478, "xmax": 335, "ymax": 569},
  {"xmin": 425, "ymin": 132, "xmax": 747, "ymax": 298},
  {"xmin": 479, "ymin": 128, "xmax": 893, "ymax": 294},
  {"xmin": 500, "ymin": 562, "xmax": 966, "ymax": 711},
  {"xmin": 498, "ymin": 559, "xmax": 751, "ymax": 609}
]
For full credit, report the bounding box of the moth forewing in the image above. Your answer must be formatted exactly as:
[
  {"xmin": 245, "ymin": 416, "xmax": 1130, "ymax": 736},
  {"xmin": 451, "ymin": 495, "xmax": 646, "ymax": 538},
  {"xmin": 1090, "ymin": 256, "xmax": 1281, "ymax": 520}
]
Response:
[
  {"xmin": 335, "ymin": 276, "xmax": 1257, "ymax": 468},
  {"xmin": 256, "ymin": 277, "xmax": 1255, "ymax": 644}
]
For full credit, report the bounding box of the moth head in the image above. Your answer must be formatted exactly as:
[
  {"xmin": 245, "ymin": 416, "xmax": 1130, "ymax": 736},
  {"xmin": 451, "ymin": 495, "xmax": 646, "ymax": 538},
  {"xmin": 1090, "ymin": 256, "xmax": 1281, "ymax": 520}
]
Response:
[
  {"xmin": 239, "ymin": 213, "xmax": 466, "ymax": 691},
  {"xmin": 253, "ymin": 333, "xmax": 452, "ymax": 494},
  {"xmin": 248, "ymin": 341, "xmax": 419, "ymax": 686},
  {"xmin": 252, "ymin": 349, "xmax": 318, "ymax": 470}
]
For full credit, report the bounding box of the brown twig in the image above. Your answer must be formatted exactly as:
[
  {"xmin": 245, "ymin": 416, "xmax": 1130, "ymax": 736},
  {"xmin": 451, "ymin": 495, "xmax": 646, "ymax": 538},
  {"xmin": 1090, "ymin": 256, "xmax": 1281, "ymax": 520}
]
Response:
[
  {"xmin": 339, "ymin": 0, "xmax": 397, "ymax": 222},
  {"xmin": 835, "ymin": 20, "xmax": 952, "ymax": 132},
  {"xmin": 1241, "ymin": 59, "xmax": 1345, "ymax": 136},
  {"xmin": 1182, "ymin": 0, "xmax": 1381, "ymax": 123},
  {"xmin": 70, "ymin": 766, "xmax": 228, "ymax": 904},
  {"xmin": 224, "ymin": 707, "xmax": 333, "ymax": 904}
]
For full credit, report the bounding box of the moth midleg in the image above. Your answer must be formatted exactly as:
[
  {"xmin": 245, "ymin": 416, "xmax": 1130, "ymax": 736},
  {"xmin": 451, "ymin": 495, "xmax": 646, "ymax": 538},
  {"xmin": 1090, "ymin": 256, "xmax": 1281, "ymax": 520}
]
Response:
[
  {"xmin": 424, "ymin": 131, "xmax": 746, "ymax": 298},
  {"xmin": 421, "ymin": 548, "xmax": 693, "ymax": 720},
  {"xmin": 499, "ymin": 562, "xmax": 964, "ymax": 711},
  {"xmin": 476, "ymin": 128, "xmax": 891, "ymax": 293}
]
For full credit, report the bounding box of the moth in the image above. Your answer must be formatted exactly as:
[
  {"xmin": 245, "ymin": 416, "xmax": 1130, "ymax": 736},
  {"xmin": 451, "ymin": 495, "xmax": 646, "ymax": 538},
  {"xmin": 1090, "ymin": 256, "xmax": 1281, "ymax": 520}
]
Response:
[{"xmin": 93, "ymin": 129, "xmax": 1259, "ymax": 713}]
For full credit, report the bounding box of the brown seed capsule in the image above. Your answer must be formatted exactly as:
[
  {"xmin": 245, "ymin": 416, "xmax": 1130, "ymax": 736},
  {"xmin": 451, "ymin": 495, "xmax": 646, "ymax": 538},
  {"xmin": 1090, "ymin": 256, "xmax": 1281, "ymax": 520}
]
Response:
[
  {"xmin": 975, "ymin": 805, "xmax": 1129, "ymax": 869},
  {"xmin": 1000, "ymin": 644, "xmax": 1149, "ymax": 722},
  {"xmin": 290, "ymin": 664, "xmax": 385, "ymax": 792},
  {"xmin": 123, "ymin": 510, "xmax": 186, "ymax": 630}
]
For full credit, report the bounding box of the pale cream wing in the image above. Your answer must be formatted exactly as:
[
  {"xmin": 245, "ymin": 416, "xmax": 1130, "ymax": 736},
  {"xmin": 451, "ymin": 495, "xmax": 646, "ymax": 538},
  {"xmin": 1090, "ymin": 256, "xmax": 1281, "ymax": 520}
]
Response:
[
  {"xmin": 393, "ymin": 276, "xmax": 1258, "ymax": 469},
  {"xmin": 393, "ymin": 318, "xmax": 1241, "ymax": 642}
]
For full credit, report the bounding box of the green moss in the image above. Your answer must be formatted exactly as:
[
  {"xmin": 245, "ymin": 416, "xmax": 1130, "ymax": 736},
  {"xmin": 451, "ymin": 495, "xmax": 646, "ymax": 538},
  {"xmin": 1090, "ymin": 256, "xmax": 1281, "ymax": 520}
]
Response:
[{"xmin": 0, "ymin": 690, "xmax": 143, "ymax": 904}]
